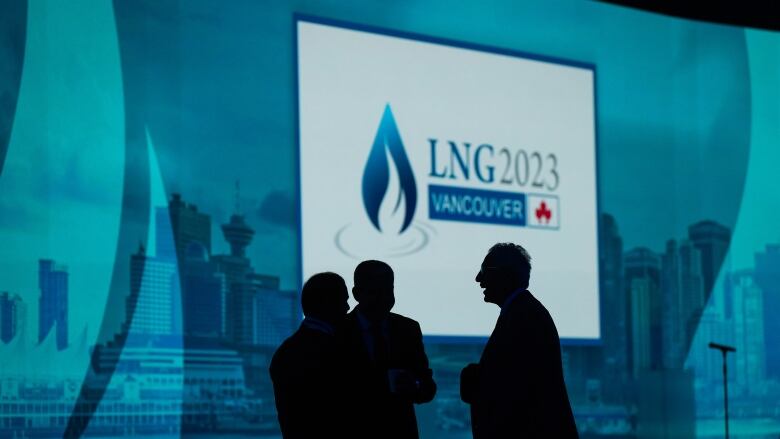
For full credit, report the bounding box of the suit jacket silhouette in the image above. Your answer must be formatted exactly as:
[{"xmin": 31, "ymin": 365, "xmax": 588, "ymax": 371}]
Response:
[
  {"xmin": 270, "ymin": 323, "xmax": 347, "ymax": 439},
  {"xmin": 343, "ymin": 310, "xmax": 436, "ymax": 439},
  {"xmin": 462, "ymin": 291, "xmax": 578, "ymax": 438}
]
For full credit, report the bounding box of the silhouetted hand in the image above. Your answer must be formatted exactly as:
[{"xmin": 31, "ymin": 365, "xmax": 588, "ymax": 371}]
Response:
[
  {"xmin": 389, "ymin": 369, "xmax": 419, "ymax": 398},
  {"xmin": 460, "ymin": 363, "xmax": 479, "ymax": 404}
]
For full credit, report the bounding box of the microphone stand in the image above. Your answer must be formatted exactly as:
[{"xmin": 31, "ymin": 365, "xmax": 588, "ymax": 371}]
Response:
[{"xmin": 708, "ymin": 342, "xmax": 736, "ymax": 439}]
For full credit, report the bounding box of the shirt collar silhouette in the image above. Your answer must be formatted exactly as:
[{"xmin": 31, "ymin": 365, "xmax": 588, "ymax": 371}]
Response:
[
  {"xmin": 301, "ymin": 316, "xmax": 336, "ymax": 336},
  {"xmin": 356, "ymin": 308, "xmax": 389, "ymax": 332},
  {"xmin": 500, "ymin": 288, "xmax": 526, "ymax": 314}
]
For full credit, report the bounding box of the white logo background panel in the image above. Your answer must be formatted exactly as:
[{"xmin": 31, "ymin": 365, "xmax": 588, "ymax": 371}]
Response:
[{"xmin": 298, "ymin": 20, "xmax": 599, "ymax": 339}]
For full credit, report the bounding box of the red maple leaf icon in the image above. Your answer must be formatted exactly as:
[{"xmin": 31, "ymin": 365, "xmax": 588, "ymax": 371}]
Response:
[{"xmin": 535, "ymin": 201, "xmax": 552, "ymax": 224}]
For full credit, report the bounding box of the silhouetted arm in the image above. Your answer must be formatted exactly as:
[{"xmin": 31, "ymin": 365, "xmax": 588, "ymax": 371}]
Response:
[
  {"xmin": 460, "ymin": 363, "xmax": 479, "ymax": 404},
  {"xmin": 409, "ymin": 321, "xmax": 436, "ymax": 403},
  {"xmin": 270, "ymin": 351, "xmax": 296, "ymax": 437}
]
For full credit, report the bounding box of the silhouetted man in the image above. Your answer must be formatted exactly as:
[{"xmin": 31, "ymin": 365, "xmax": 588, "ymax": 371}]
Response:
[
  {"xmin": 461, "ymin": 243, "xmax": 578, "ymax": 438},
  {"xmin": 270, "ymin": 272, "xmax": 350, "ymax": 438},
  {"xmin": 344, "ymin": 260, "xmax": 436, "ymax": 439}
]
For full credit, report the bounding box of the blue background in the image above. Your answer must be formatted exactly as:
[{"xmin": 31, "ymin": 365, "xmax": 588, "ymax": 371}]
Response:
[{"xmin": 1, "ymin": 0, "xmax": 779, "ymax": 437}]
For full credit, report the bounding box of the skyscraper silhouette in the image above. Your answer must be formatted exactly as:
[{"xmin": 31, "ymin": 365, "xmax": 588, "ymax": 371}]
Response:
[
  {"xmin": 213, "ymin": 211, "xmax": 298, "ymax": 346},
  {"xmin": 0, "ymin": 292, "xmax": 24, "ymax": 343},
  {"xmin": 728, "ymin": 270, "xmax": 765, "ymax": 395},
  {"xmin": 754, "ymin": 244, "xmax": 780, "ymax": 380},
  {"xmin": 213, "ymin": 213, "xmax": 256, "ymax": 345},
  {"xmin": 162, "ymin": 193, "xmax": 212, "ymax": 260},
  {"xmin": 38, "ymin": 259, "xmax": 68, "ymax": 350},
  {"xmin": 661, "ymin": 239, "xmax": 704, "ymax": 368},
  {"xmin": 688, "ymin": 220, "xmax": 731, "ymax": 314},
  {"xmin": 181, "ymin": 243, "xmax": 226, "ymax": 337},
  {"xmin": 624, "ymin": 248, "xmax": 661, "ymax": 375},
  {"xmin": 126, "ymin": 243, "xmax": 179, "ymax": 334},
  {"xmin": 252, "ymin": 279, "xmax": 298, "ymax": 347},
  {"xmin": 599, "ymin": 214, "xmax": 628, "ymax": 397}
]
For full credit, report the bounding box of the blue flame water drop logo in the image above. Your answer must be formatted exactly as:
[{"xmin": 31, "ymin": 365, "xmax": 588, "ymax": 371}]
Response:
[{"xmin": 362, "ymin": 104, "xmax": 417, "ymax": 234}]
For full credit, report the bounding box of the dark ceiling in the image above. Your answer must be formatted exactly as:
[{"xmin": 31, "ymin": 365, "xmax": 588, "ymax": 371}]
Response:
[{"xmin": 603, "ymin": 1, "xmax": 780, "ymax": 32}]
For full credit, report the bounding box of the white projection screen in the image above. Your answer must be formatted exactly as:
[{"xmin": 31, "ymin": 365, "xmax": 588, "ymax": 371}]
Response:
[{"xmin": 296, "ymin": 16, "xmax": 600, "ymax": 342}]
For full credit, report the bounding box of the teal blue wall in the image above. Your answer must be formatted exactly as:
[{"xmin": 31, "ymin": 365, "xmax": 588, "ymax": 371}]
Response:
[{"xmin": 1, "ymin": 1, "xmax": 778, "ymax": 437}]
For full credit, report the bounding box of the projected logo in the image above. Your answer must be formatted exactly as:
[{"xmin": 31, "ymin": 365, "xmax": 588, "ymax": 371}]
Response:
[
  {"xmin": 362, "ymin": 105, "xmax": 417, "ymax": 234},
  {"xmin": 334, "ymin": 105, "xmax": 433, "ymax": 258},
  {"xmin": 334, "ymin": 102, "xmax": 566, "ymax": 258},
  {"xmin": 528, "ymin": 195, "xmax": 559, "ymax": 229}
]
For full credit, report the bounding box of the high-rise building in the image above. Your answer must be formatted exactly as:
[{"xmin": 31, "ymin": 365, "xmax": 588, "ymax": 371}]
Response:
[
  {"xmin": 38, "ymin": 259, "xmax": 68, "ymax": 350},
  {"xmin": 213, "ymin": 213, "xmax": 257, "ymax": 345},
  {"xmin": 595, "ymin": 214, "xmax": 628, "ymax": 403},
  {"xmin": 630, "ymin": 277, "xmax": 654, "ymax": 377},
  {"xmin": 727, "ymin": 270, "xmax": 765, "ymax": 395},
  {"xmin": 661, "ymin": 240, "xmax": 681, "ymax": 369},
  {"xmin": 599, "ymin": 215, "xmax": 627, "ymax": 377},
  {"xmin": 162, "ymin": 193, "xmax": 212, "ymax": 260},
  {"xmin": 661, "ymin": 240, "xmax": 704, "ymax": 368},
  {"xmin": 625, "ymin": 248, "xmax": 661, "ymax": 374},
  {"xmin": 253, "ymin": 283, "xmax": 298, "ymax": 347},
  {"xmin": 181, "ymin": 243, "xmax": 226, "ymax": 337},
  {"xmin": 126, "ymin": 244, "xmax": 179, "ymax": 335},
  {"xmin": 227, "ymin": 273, "xmax": 283, "ymax": 346},
  {"xmin": 754, "ymin": 244, "xmax": 780, "ymax": 379},
  {"xmin": 0, "ymin": 292, "xmax": 25, "ymax": 343},
  {"xmin": 677, "ymin": 241, "xmax": 705, "ymax": 347},
  {"xmin": 688, "ymin": 220, "xmax": 731, "ymax": 315},
  {"xmin": 159, "ymin": 195, "xmax": 228, "ymax": 339}
]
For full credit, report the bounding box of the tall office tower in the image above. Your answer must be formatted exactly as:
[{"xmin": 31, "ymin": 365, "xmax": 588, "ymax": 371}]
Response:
[
  {"xmin": 229, "ymin": 280, "xmax": 258, "ymax": 345},
  {"xmin": 155, "ymin": 207, "xmax": 177, "ymax": 261},
  {"xmin": 661, "ymin": 240, "xmax": 704, "ymax": 368},
  {"xmin": 630, "ymin": 277, "xmax": 654, "ymax": 377},
  {"xmin": 181, "ymin": 243, "xmax": 226, "ymax": 337},
  {"xmin": 38, "ymin": 259, "xmax": 68, "ymax": 350},
  {"xmin": 598, "ymin": 214, "xmax": 628, "ymax": 400},
  {"xmin": 212, "ymin": 213, "xmax": 256, "ymax": 344},
  {"xmin": 688, "ymin": 220, "xmax": 731, "ymax": 315},
  {"xmin": 0, "ymin": 292, "xmax": 25, "ymax": 343},
  {"xmin": 661, "ymin": 240, "xmax": 682, "ymax": 369},
  {"xmin": 754, "ymin": 244, "xmax": 780, "ymax": 379},
  {"xmin": 125, "ymin": 244, "xmax": 178, "ymax": 335},
  {"xmin": 727, "ymin": 270, "xmax": 765, "ymax": 395},
  {"xmin": 251, "ymin": 276, "xmax": 297, "ymax": 347},
  {"xmin": 229, "ymin": 273, "xmax": 281, "ymax": 346},
  {"xmin": 677, "ymin": 240, "xmax": 705, "ymax": 346},
  {"xmin": 624, "ymin": 248, "xmax": 661, "ymax": 374},
  {"xmin": 162, "ymin": 193, "xmax": 212, "ymax": 260}
]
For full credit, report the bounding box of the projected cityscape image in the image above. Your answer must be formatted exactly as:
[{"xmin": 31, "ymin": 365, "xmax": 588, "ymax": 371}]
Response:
[{"xmin": 1, "ymin": 1, "xmax": 779, "ymax": 438}]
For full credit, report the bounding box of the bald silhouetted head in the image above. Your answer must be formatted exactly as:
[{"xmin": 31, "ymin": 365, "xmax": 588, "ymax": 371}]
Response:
[
  {"xmin": 475, "ymin": 243, "xmax": 532, "ymax": 306},
  {"xmin": 352, "ymin": 260, "xmax": 395, "ymax": 322},
  {"xmin": 301, "ymin": 272, "xmax": 349, "ymax": 325}
]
